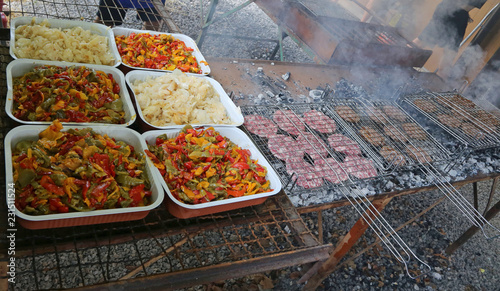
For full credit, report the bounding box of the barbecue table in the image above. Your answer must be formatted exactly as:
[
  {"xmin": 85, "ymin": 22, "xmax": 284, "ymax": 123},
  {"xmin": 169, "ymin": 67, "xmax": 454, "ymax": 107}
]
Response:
[{"xmin": 1, "ymin": 49, "xmax": 499, "ymax": 290}]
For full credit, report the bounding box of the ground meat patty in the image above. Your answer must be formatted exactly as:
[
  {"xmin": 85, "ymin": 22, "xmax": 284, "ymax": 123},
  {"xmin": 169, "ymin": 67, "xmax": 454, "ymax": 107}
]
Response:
[
  {"xmin": 413, "ymin": 99, "xmax": 438, "ymax": 113},
  {"xmin": 335, "ymin": 105, "xmax": 360, "ymax": 123},
  {"xmin": 296, "ymin": 132, "xmax": 329, "ymax": 159},
  {"xmin": 379, "ymin": 145, "xmax": 406, "ymax": 166},
  {"xmin": 343, "ymin": 156, "xmax": 378, "ymax": 179},
  {"xmin": 366, "ymin": 106, "xmax": 389, "ymax": 124},
  {"xmin": 475, "ymin": 110, "xmax": 500, "ymax": 128},
  {"xmin": 405, "ymin": 145, "xmax": 433, "ymax": 164},
  {"xmin": 314, "ymin": 158, "xmax": 348, "ymax": 184},
  {"xmin": 267, "ymin": 134, "xmax": 303, "ymax": 160},
  {"xmin": 383, "ymin": 125, "xmax": 406, "ymax": 142},
  {"xmin": 327, "ymin": 134, "xmax": 362, "ymax": 156},
  {"xmin": 358, "ymin": 126, "xmax": 385, "ymax": 146},
  {"xmin": 402, "ymin": 123, "xmax": 427, "ymax": 140},
  {"xmin": 285, "ymin": 156, "xmax": 324, "ymax": 189},
  {"xmin": 244, "ymin": 115, "xmax": 278, "ymax": 138},
  {"xmin": 382, "ymin": 105, "xmax": 407, "ymax": 122},
  {"xmin": 450, "ymin": 94, "xmax": 476, "ymax": 108},
  {"xmin": 303, "ymin": 109, "xmax": 337, "ymax": 134},
  {"xmin": 461, "ymin": 122, "xmax": 485, "ymax": 139},
  {"xmin": 273, "ymin": 109, "xmax": 304, "ymax": 135},
  {"xmin": 437, "ymin": 114, "xmax": 463, "ymax": 128}
]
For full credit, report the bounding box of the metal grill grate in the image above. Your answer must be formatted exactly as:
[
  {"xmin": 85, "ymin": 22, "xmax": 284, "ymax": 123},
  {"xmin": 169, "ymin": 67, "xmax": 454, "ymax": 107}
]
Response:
[
  {"xmin": 401, "ymin": 92, "xmax": 500, "ymax": 150},
  {"xmin": 3, "ymin": 0, "xmax": 177, "ymax": 32},
  {"xmin": 333, "ymin": 99, "xmax": 450, "ymax": 170},
  {"xmin": 239, "ymin": 104, "xmax": 392, "ymax": 194},
  {"xmin": 2, "ymin": 193, "xmax": 328, "ymax": 290}
]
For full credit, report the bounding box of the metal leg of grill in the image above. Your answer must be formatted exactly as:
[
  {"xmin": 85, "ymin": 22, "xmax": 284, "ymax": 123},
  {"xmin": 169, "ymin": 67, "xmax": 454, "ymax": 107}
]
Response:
[
  {"xmin": 445, "ymin": 178, "xmax": 500, "ymax": 255},
  {"xmin": 301, "ymin": 197, "xmax": 392, "ymax": 291}
]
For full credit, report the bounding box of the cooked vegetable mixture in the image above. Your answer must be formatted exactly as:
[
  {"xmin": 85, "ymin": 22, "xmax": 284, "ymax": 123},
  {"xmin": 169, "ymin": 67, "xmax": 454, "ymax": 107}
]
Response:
[
  {"xmin": 146, "ymin": 126, "xmax": 272, "ymax": 204},
  {"xmin": 115, "ymin": 32, "xmax": 203, "ymax": 73},
  {"xmin": 12, "ymin": 121, "xmax": 152, "ymax": 215},
  {"xmin": 12, "ymin": 65, "xmax": 125, "ymax": 123}
]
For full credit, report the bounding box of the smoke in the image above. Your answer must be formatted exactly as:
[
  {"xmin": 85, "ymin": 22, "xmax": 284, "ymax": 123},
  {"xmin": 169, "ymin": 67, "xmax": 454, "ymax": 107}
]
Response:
[{"xmin": 464, "ymin": 58, "xmax": 500, "ymax": 108}]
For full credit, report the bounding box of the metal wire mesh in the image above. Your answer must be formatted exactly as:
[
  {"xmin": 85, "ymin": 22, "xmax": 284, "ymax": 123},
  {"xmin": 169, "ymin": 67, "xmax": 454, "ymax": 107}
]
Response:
[
  {"xmin": 401, "ymin": 92, "xmax": 500, "ymax": 150},
  {"xmin": 3, "ymin": 0, "xmax": 175, "ymax": 31},
  {"xmin": 239, "ymin": 104, "xmax": 391, "ymax": 194},
  {"xmin": 3, "ymin": 193, "xmax": 326, "ymax": 290}
]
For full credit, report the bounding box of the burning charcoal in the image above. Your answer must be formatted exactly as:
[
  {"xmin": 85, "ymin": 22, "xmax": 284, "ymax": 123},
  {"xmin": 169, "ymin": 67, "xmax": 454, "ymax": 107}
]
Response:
[
  {"xmin": 282, "ymin": 72, "xmax": 290, "ymax": 81},
  {"xmin": 287, "ymin": 97, "xmax": 294, "ymax": 103}
]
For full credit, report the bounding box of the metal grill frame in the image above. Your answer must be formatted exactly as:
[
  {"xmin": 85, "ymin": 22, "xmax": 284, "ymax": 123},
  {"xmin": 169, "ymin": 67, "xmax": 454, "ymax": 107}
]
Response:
[{"xmin": 400, "ymin": 91, "xmax": 500, "ymax": 151}]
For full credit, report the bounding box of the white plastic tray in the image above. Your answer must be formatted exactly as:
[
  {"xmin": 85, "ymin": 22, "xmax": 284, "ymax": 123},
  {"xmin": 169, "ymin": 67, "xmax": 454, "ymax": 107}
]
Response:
[
  {"xmin": 126, "ymin": 70, "xmax": 243, "ymax": 129},
  {"xmin": 142, "ymin": 127, "xmax": 282, "ymax": 218},
  {"xmin": 112, "ymin": 27, "xmax": 210, "ymax": 75},
  {"xmin": 10, "ymin": 17, "xmax": 121, "ymax": 67},
  {"xmin": 6, "ymin": 59, "xmax": 136, "ymax": 126},
  {"xmin": 5, "ymin": 125, "xmax": 164, "ymax": 229}
]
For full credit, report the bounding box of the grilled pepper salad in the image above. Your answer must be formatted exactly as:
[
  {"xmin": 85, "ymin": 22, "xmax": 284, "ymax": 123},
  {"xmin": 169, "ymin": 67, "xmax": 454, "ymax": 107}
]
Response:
[
  {"xmin": 12, "ymin": 65, "xmax": 125, "ymax": 123},
  {"xmin": 146, "ymin": 126, "xmax": 272, "ymax": 204},
  {"xmin": 115, "ymin": 32, "xmax": 203, "ymax": 73},
  {"xmin": 12, "ymin": 121, "xmax": 152, "ymax": 215}
]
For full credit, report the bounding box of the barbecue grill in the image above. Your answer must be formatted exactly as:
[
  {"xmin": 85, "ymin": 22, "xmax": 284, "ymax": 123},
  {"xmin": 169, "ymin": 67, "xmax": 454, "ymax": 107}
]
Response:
[{"xmin": 1, "ymin": 1, "xmax": 500, "ymax": 290}]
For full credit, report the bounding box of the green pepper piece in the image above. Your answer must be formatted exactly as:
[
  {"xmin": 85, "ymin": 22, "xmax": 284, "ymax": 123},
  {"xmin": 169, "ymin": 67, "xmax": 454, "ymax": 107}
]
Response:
[
  {"xmin": 115, "ymin": 175, "xmax": 144, "ymax": 187},
  {"xmin": 50, "ymin": 173, "xmax": 68, "ymax": 186},
  {"xmin": 18, "ymin": 168, "xmax": 36, "ymax": 188},
  {"xmin": 14, "ymin": 140, "xmax": 33, "ymax": 154},
  {"xmin": 32, "ymin": 147, "xmax": 50, "ymax": 167}
]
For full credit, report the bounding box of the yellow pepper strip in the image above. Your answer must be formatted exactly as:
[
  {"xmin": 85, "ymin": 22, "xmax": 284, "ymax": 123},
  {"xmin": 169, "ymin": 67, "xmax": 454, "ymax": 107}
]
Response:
[
  {"xmin": 206, "ymin": 167, "xmax": 216, "ymax": 178},
  {"xmin": 194, "ymin": 167, "xmax": 204, "ymax": 176},
  {"xmin": 181, "ymin": 185, "xmax": 195, "ymax": 199},
  {"xmin": 197, "ymin": 181, "xmax": 210, "ymax": 189}
]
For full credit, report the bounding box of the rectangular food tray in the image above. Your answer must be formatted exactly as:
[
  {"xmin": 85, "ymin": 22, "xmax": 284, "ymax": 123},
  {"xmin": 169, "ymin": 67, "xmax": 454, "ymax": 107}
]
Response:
[
  {"xmin": 6, "ymin": 59, "xmax": 136, "ymax": 127},
  {"xmin": 142, "ymin": 127, "xmax": 282, "ymax": 219},
  {"xmin": 10, "ymin": 17, "xmax": 121, "ymax": 67},
  {"xmin": 112, "ymin": 27, "xmax": 210, "ymax": 75},
  {"xmin": 126, "ymin": 70, "xmax": 244, "ymax": 129},
  {"xmin": 5, "ymin": 125, "xmax": 164, "ymax": 230}
]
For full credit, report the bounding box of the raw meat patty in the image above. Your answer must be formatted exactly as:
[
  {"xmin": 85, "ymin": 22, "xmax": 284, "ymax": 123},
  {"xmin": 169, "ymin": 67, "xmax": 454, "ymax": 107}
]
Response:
[
  {"xmin": 303, "ymin": 109, "xmax": 337, "ymax": 134},
  {"xmin": 327, "ymin": 134, "xmax": 362, "ymax": 156},
  {"xmin": 267, "ymin": 134, "xmax": 303, "ymax": 160},
  {"xmin": 296, "ymin": 132, "xmax": 329, "ymax": 159},
  {"xmin": 343, "ymin": 156, "xmax": 378, "ymax": 179},
  {"xmin": 244, "ymin": 115, "xmax": 278, "ymax": 138},
  {"xmin": 273, "ymin": 109, "xmax": 304, "ymax": 135},
  {"xmin": 314, "ymin": 158, "xmax": 348, "ymax": 184},
  {"xmin": 285, "ymin": 157, "xmax": 324, "ymax": 189}
]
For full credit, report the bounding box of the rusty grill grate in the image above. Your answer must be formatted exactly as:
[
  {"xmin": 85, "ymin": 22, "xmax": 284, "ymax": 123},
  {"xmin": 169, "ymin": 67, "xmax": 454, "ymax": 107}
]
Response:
[
  {"xmin": 402, "ymin": 92, "xmax": 500, "ymax": 150},
  {"xmin": 1, "ymin": 193, "xmax": 327, "ymax": 290}
]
